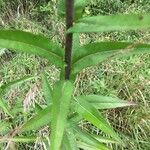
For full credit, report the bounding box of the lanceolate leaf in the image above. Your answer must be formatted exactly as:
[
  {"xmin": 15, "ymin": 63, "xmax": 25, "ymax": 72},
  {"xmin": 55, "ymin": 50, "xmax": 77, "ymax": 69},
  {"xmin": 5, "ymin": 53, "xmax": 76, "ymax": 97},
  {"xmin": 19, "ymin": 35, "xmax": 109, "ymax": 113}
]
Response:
[
  {"xmin": 72, "ymin": 42, "xmax": 150, "ymax": 74},
  {"xmin": 0, "ymin": 30, "xmax": 64, "ymax": 68},
  {"xmin": 68, "ymin": 13, "xmax": 150, "ymax": 33},
  {"xmin": 77, "ymin": 95, "xmax": 136, "ymax": 110},
  {"xmin": 50, "ymin": 81, "xmax": 73, "ymax": 150},
  {"xmin": 74, "ymin": 126, "xmax": 111, "ymax": 150},
  {"xmin": 74, "ymin": 99, "xmax": 122, "ymax": 142},
  {"xmin": 21, "ymin": 105, "xmax": 51, "ymax": 132}
]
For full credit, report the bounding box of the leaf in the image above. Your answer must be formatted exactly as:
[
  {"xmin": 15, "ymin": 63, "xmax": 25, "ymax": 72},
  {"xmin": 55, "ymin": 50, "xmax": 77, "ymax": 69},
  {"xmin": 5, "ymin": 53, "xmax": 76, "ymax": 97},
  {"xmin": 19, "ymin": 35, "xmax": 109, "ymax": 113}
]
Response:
[
  {"xmin": 74, "ymin": 126, "xmax": 111, "ymax": 150},
  {"xmin": 68, "ymin": 13, "xmax": 150, "ymax": 33},
  {"xmin": 0, "ymin": 30, "xmax": 64, "ymax": 68},
  {"xmin": 50, "ymin": 81, "xmax": 73, "ymax": 150},
  {"xmin": 0, "ymin": 76, "xmax": 35, "ymax": 92},
  {"xmin": 77, "ymin": 95, "xmax": 136, "ymax": 110},
  {"xmin": 74, "ymin": 99, "xmax": 122, "ymax": 142},
  {"xmin": 62, "ymin": 129, "xmax": 78, "ymax": 150},
  {"xmin": 93, "ymin": 135, "xmax": 118, "ymax": 144},
  {"xmin": 42, "ymin": 74, "xmax": 53, "ymax": 105},
  {"xmin": 21, "ymin": 105, "xmax": 51, "ymax": 132},
  {"xmin": 71, "ymin": 42, "xmax": 150, "ymax": 74}
]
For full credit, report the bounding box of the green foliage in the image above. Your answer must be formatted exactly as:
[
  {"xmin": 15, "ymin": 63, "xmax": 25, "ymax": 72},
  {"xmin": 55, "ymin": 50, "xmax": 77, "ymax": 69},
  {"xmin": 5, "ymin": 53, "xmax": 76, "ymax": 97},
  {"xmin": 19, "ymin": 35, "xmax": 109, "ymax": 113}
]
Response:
[
  {"xmin": 50, "ymin": 81, "xmax": 73, "ymax": 150},
  {"xmin": 0, "ymin": 30, "xmax": 64, "ymax": 68},
  {"xmin": 0, "ymin": 0, "xmax": 150, "ymax": 150},
  {"xmin": 69, "ymin": 13, "xmax": 150, "ymax": 33}
]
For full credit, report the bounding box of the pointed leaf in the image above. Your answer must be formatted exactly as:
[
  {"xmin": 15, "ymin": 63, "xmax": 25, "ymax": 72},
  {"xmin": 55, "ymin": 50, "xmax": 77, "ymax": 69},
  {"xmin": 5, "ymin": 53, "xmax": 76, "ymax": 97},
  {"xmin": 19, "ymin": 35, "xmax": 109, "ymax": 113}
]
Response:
[
  {"xmin": 50, "ymin": 81, "xmax": 73, "ymax": 150},
  {"xmin": 42, "ymin": 74, "xmax": 53, "ymax": 105},
  {"xmin": 21, "ymin": 105, "xmax": 51, "ymax": 132},
  {"xmin": 0, "ymin": 30, "xmax": 64, "ymax": 68},
  {"xmin": 68, "ymin": 13, "xmax": 150, "ymax": 33},
  {"xmin": 72, "ymin": 42, "xmax": 150, "ymax": 74},
  {"xmin": 78, "ymin": 95, "xmax": 136, "ymax": 110},
  {"xmin": 74, "ymin": 126, "xmax": 111, "ymax": 150},
  {"xmin": 74, "ymin": 99, "xmax": 121, "ymax": 142}
]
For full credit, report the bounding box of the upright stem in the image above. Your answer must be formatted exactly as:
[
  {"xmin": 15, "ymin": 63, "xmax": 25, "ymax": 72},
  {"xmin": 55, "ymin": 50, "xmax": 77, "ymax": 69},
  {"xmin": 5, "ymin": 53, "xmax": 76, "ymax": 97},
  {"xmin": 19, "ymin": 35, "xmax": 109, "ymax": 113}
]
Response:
[{"xmin": 65, "ymin": 0, "xmax": 74, "ymax": 80}]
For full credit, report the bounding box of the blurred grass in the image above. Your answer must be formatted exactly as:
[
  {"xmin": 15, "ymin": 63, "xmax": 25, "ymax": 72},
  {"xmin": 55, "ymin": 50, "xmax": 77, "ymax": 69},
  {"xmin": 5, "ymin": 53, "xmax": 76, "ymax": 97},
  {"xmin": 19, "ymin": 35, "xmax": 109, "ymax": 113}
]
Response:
[{"xmin": 0, "ymin": 0, "xmax": 150, "ymax": 149}]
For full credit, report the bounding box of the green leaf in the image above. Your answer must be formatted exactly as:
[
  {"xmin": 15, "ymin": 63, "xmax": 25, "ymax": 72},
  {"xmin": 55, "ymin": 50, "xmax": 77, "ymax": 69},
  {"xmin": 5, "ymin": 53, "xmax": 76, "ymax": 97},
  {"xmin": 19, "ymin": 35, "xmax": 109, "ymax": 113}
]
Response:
[
  {"xmin": 74, "ymin": 99, "xmax": 122, "ymax": 142},
  {"xmin": 77, "ymin": 95, "xmax": 136, "ymax": 110},
  {"xmin": 42, "ymin": 74, "xmax": 53, "ymax": 105},
  {"xmin": 0, "ymin": 30, "xmax": 64, "ymax": 68},
  {"xmin": 50, "ymin": 81, "xmax": 73, "ymax": 150},
  {"xmin": 93, "ymin": 135, "xmax": 118, "ymax": 144},
  {"xmin": 72, "ymin": 42, "xmax": 150, "ymax": 74},
  {"xmin": 0, "ymin": 76, "xmax": 35, "ymax": 92},
  {"xmin": 68, "ymin": 13, "xmax": 150, "ymax": 33},
  {"xmin": 62, "ymin": 129, "xmax": 78, "ymax": 150},
  {"xmin": 21, "ymin": 105, "xmax": 51, "ymax": 132},
  {"xmin": 74, "ymin": 126, "xmax": 111, "ymax": 150}
]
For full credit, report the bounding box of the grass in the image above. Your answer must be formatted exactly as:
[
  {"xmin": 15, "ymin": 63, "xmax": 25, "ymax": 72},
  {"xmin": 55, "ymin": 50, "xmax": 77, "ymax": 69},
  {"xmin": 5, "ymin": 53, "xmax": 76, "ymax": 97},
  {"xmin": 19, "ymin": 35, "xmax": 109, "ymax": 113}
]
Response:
[{"xmin": 0, "ymin": 0, "xmax": 150, "ymax": 149}]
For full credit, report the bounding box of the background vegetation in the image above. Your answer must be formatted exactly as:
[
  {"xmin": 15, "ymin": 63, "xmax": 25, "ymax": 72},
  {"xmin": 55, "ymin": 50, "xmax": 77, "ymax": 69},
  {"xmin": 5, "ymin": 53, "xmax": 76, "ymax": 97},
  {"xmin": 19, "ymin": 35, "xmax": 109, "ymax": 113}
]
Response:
[{"xmin": 0, "ymin": 0, "xmax": 150, "ymax": 149}]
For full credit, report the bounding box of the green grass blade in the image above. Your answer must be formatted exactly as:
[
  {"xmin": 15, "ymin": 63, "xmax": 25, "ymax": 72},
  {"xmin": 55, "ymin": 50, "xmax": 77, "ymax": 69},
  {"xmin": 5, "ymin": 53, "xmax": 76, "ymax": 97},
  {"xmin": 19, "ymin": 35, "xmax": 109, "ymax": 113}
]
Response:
[
  {"xmin": 68, "ymin": 13, "xmax": 150, "ymax": 33},
  {"xmin": 50, "ymin": 81, "xmax": 73, "ymax": 150},
  {"xmin": 0, "ymin": 76, "xmax": 34, "ymax": 91},
  {"xmin": 42, "ymin": 74, "xmax": 53, "ymax": 105},
  {"xmin": 72, "ymin": 42, "xmax": 150, "ymax": 74},
  {"xmin": 78, "ymin": 95, "xmax": 136, "ymax": 109},
  {"xmin": 0, "ymin": 30, "xmax": 64, "ymax": 68},
  {"xmin": 21, "ymin": 105, "xmax": 51, "ymax": 132},
  {"xmin": 74, "ymin": 126, "xmax": 111, "ymax": 150},
  {"xmin": 75, "ymin": 99, "xmax": 122, "ymax": 143}
]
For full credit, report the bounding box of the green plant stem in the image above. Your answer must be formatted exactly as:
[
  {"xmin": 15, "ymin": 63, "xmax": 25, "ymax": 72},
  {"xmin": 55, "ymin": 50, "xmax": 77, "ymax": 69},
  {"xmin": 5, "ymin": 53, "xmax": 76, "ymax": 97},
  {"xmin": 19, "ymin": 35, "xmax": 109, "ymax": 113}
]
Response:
[{"xmin": 65, "ymin": 0, "xmax": 74, "ymax": 80}]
